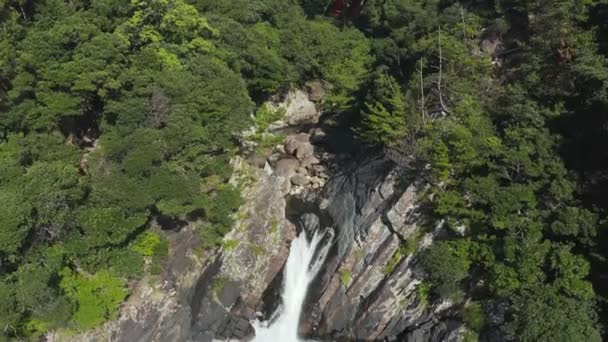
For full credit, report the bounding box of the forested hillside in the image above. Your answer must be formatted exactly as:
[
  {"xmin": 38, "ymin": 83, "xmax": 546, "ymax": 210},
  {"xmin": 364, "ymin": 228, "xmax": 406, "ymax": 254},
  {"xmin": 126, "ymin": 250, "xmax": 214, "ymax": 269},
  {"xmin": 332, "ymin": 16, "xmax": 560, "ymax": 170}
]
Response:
[
  {"xmin": 1, "ymin": 0, "xmax": 608, "ymax": 341},
  {"xmin": 0, "ymin": 0, "xmax": 368, "ymax": 337},
  {"xmin": 341, "ymin": 1, "xmax": 608, "ymax": 341}
]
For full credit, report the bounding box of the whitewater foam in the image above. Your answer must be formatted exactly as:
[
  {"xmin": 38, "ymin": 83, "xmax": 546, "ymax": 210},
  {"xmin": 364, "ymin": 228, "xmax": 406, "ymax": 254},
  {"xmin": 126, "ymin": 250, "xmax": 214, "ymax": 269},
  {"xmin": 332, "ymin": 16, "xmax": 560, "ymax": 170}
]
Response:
[{"xmin": 252, "ymin": 229, "xmax": 331, "ymax": 342}]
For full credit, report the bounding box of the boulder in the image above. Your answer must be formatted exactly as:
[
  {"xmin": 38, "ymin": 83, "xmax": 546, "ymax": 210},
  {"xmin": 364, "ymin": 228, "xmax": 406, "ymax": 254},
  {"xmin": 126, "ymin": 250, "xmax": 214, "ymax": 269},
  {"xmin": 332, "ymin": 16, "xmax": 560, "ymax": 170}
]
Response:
[
  {"xmin": 274, "ymin": 144, "xmax": 286, "ymax": 155},
  {"xmin": 301, "ymin": 154, "xmax": 320, "ymax": 168},
  {"xmin": 310, "ymin": 176, "xmax": 325, "ymax": 190},
  {"xmin": 267, "ymin": 120, "xmax": 288, "ymax": 131},
  {"xmin": 285, "ymin": 132, "xmax": 310, "ymax": 149},
  {"xmin": 297, "ymin": 213, "xmax": 320, "ymax": 233},
  {"xmin": 274, "ymin": 158, "xmax": 300, "ymax": 178},
  {"xmin": 296, "ymin": 144, "xmax": 314, "ymax": 161},
  {"xmin": 296, "ymin": 166, "xmax": 308, "ymax": 175},
  {"xmin": 267, "ymin": 153, "xmax": 280, "ymax": 164},
  {"xmin": 285, "ymin": 133, "xmax": 314, "ymax": 161},
  {"xmin": 247, "ymin": 153, "xmax": 267, "ymax": 169},
  {"xmin": 275, "ymin": 175, "xmax": 292, "ymax": 198},
  {"xmin": 310, "ymin": 176, "xmax": 324, "ymax": 185},
  {"xmin": 291, "ymin": 174, "xmax": 309, "ymax": 186},
  {"xmin": 284, "ymin": 90, "xmax": 319, "ymax": 126},
  {"xmin": 385, "ymin": 183, "xmax": 420, "ymax": 239},
  {"xmin": 305, "ymin": 80, "xmax": 326, "ymax": 102}
]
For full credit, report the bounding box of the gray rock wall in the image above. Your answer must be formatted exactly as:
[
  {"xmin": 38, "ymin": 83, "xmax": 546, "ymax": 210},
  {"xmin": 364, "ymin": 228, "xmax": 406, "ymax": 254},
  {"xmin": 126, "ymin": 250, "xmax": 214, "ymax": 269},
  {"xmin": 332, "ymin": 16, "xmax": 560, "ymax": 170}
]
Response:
[{"xmin": 299, "ymin": 155, "xmax": 463, "ymax": 341}]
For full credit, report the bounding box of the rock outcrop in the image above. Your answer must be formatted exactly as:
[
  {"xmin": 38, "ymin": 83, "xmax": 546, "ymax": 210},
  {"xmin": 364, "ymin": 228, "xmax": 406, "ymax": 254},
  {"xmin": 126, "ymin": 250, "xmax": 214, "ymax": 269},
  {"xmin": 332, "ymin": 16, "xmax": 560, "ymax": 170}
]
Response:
[
  {"xmin": 52, "ymin": 88, "xmax": 465, "ymax": 342},
  {"xmin": 298, "ymin": 156, "xmax": 462, "ymax": 341},
  {"xmin": 266, "ymin": 88, "xmax": 322, "ymax": 131},
  {"xmin": 190, "ymin": 156, "xmax": 297, "ymax": 341}
]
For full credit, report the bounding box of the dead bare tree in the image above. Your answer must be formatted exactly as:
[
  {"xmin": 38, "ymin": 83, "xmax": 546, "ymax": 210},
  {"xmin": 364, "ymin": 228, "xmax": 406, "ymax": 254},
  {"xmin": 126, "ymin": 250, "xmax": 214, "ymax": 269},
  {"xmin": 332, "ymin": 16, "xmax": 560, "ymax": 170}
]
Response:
[
  {"xmin": 418, "ymin": 59, "xmax": 426, "ymax": 125},
  {"xmin": 461, "ymin": 6, "xmax": 467, "ymax": 44},
  {"xmin": 384, "ymin": 69, "xmax": 396, "ymax": 96},
  {"xmin": 437, "ymin": 26, "xmax": 451, "ymax": 117},
  {"xmin": 384, "ymin": 28, "xmax": 455, "ymax": 169},
  {"xmin": 146, "ymin": 88, "xmax": 171, "ymax": 128},
  {"xmin": 18, "ymin": 2, "xmax": 27, "ymax": 21}
]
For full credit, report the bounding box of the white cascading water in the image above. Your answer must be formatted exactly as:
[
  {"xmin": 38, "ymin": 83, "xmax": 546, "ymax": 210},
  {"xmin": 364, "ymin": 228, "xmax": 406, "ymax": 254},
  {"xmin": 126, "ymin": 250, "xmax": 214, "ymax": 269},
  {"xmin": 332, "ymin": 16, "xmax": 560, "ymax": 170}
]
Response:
[{"xmin": 252, "ymin": 229, "xmax": 332, "ymax": 342}]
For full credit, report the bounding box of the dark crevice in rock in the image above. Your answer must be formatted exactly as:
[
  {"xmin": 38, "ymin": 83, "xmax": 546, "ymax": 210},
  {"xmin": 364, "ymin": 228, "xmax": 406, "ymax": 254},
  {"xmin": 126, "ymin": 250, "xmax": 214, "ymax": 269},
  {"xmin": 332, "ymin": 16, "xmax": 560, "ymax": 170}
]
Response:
[
  {"xmin": 189, "ymin": 256, "xmax": 223, "ymax": 326},
  {"xmin": 286, "ymin": 196, "xmax": 334, "ymax": 234},
  {"xmin": 258, "ymin": 268, "xmax": 284, "ymax": 322}
]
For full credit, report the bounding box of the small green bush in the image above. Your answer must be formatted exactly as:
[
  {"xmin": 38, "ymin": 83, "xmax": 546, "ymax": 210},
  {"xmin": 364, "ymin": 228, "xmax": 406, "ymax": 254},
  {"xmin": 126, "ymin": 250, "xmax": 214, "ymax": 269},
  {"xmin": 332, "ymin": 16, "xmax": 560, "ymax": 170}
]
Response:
[
  {"xmin": 211, "ymin": 277, "xmax": 229, "ymax": 299},
  {"xmin": 221, "ymin": 239, "xmax": 239, "ymax": 251},
  {"xmin": 402, "ymin": 229, "xmax": 425, "ymax": 256},
  {"xmin": 463, "ymin": 329, "xmax": 479, "ymax": 342},
  {"xmin": 254, "ymin": 103, "xmax": 285, "ymax": 133},
  {"xmin": 59, "ymin": 269, "xmax": 128, "ymax": 330},
  {"xmin": 463, "ymin": 302, "xmax": 487, "ymax": 332},
  {"xmin": 131, "ymin": 232, "xmax": 163, "ymax": 257},
  {"xmin": 340, "ymin": 270, "xmax": 352, "ymax": 287},
  {"xmin": 416, "ymin": 282, "xmax": 431, "ymax": 308},
  {"xmin": 420, "ymin": 240, "xmax": 471, "ymax": 299},
  {"xmin": 131, "ymin": 231, "xmax": 168, "ymax": 275}
]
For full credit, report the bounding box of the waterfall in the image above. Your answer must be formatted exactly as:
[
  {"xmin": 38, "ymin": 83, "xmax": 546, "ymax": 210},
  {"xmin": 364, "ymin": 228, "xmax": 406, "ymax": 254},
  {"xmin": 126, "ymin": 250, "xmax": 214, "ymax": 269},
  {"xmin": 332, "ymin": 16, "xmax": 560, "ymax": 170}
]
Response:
[{"xmin": 252, "ymin": 229, "xmax": 332, "ymax": 342}]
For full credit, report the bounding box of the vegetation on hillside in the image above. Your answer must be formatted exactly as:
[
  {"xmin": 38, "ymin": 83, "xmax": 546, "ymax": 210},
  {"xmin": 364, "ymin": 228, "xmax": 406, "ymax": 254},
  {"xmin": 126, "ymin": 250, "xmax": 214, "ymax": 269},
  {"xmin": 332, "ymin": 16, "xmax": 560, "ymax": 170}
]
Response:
[
  {"xmin": 337, "ymin": 0, "xmax": 608, "ymax": 340},
  {"xmin": 2, "ymin": 0, "xmax": 608, "ymax": 340},
  {"xmin": 0, "ymin": 0, "xmax": 369, "ymax": 337}
]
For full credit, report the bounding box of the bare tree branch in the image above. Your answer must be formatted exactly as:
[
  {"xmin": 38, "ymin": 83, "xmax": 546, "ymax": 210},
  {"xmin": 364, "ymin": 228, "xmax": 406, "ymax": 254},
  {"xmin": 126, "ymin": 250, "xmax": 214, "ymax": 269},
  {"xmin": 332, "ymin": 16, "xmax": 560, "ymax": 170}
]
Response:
[
  {"xmin": 384, "ymin": 69, "xmax": 396, "ymax": 96},
  {"xmin": 146, "ymin": 88, "xmax": 171, "ymax": 128},
  {"xmin": 437, "ymin": 26, "xmax": 451, "ymax": 117},
  {"xmin": 418, "ymin": 59, "xmax": 426, "ymax": 125},
  {"xmin": 461, "ymin": 5, "xmax": 466, "ymax": 44}
]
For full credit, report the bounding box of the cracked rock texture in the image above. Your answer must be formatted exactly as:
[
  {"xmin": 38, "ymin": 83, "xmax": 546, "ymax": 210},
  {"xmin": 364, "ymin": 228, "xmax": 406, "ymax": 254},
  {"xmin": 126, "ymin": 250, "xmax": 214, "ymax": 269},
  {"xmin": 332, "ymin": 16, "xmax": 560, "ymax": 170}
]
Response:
[{"xmin": 299, "ymin": 156, "xmax": 463, "ymax": 341}]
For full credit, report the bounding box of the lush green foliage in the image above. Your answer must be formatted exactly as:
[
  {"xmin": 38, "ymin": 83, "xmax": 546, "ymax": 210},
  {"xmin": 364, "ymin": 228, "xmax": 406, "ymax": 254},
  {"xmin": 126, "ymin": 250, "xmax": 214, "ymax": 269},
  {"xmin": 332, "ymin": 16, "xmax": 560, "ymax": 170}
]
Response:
[
  {"xmin": 421, "ymin": 240, "xmax": 471, "ymax": 300},
  {"xmin": 356, "ymin": 71, "xmax": 409, "ymax": 145},
  {"xmin": 131, "ymin": 231, "xmax": 165, "ymax": 257},
  {"xmin": 59, "ymin": 269, "xmax": 127, "ymax": 330},
  {"xmin": 350, "ymin": 0, "xmax": 608, "ymax": 340},
  {"xmin": 463, "ymin": 302, "xmax": 486, "ymax": 332},
  {"xmin": 0, "ymin": 0, "xmax": 374, "ymax": 337},
  {"xmin": 3, "ymin": 0, "xmax": 608, "ymax": 339},
  {"xmin": 339, "ymin": 269, "xmax": 352, "ymax": 287}
]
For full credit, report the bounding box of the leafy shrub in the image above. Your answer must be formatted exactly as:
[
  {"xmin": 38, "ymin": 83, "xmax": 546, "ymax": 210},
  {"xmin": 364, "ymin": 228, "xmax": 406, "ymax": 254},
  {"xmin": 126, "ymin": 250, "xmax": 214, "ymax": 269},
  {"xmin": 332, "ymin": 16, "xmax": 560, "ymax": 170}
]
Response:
[
  {"xmin": 463, "ymin": 302, "xmax": 486, "ymax": 332},
  {"xmin": 420, "ymin": 241, "xmax": 471, "ymax": 299},
  {"xmin": 59, "ymin": 269, "xmax": 128, "ymax": 330},
  {"xmin": 340, "ymin": 270, "xmax": 352, "ymax": 287},
  {"xmin": 254, "ymin": 103, "xmax": 285, "ymax": 133},
  {"xmin": 416, "ymin": 282, "xmax": 431, "ymax": 308},
  {"xmin": 132, "ymin": 232, "xmax": 163, "ymax": 257}
]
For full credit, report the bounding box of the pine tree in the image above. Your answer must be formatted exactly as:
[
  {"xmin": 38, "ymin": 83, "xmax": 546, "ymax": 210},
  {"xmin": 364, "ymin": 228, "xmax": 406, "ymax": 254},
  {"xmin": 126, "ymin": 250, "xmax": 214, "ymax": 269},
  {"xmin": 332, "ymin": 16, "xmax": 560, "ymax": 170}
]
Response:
[{"xmin": 357, "ymin": 73, "xmax": 407, "ymax": 145}]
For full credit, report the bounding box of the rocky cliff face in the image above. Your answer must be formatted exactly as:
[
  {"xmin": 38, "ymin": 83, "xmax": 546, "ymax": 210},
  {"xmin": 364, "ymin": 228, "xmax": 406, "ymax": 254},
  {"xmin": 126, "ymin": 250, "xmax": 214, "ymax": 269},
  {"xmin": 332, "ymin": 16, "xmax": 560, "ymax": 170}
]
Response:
[
  {"xmin": 52, "ymin": 86, "xmax": 464, "ymax": 342},
  {"xmin": 299, "ymin": 157, "xmax": 464, "ymax": 341}
]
